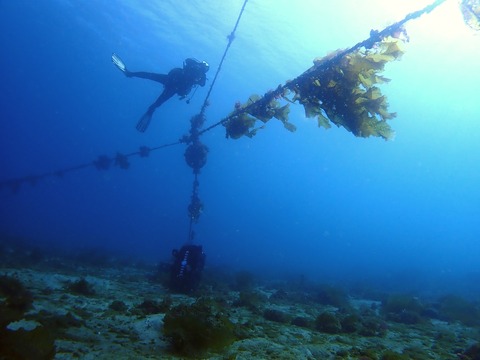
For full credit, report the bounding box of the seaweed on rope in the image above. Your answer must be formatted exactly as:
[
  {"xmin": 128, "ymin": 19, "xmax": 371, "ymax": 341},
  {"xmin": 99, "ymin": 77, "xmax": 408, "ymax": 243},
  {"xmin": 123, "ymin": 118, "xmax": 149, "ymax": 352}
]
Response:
[{"xmin": 224, "ymin": 34, "xmax": 407, "ymax": 141}]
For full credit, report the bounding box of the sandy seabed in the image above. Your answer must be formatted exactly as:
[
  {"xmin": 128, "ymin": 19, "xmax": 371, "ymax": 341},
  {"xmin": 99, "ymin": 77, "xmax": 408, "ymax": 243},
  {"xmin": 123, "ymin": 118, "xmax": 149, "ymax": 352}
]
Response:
[{"xmin": 1, "ymin": 260, "xmax": 479, "ymax": 360}]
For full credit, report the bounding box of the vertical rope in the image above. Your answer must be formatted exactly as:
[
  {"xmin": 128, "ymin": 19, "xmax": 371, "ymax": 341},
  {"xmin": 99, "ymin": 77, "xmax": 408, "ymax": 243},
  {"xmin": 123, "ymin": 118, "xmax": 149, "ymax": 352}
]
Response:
[
  {"xmin": 186, "ymin": 173, "xmax": 199, "ymax": 244},
  {"xmin": 185, "ymin": 0, "xmax": 249, "ymax": 244},
  {"xmin": 199, "ymin": 0, "xmax": 248, "ymax": 117}
]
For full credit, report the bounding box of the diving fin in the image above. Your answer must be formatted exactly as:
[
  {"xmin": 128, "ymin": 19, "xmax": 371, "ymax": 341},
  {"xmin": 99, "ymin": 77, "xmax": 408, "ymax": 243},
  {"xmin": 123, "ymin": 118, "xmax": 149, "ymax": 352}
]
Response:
[
  {"xmin": 136, "ymin": 111, "xmax": 153, "ymax": 133},
  {"xmin": 112, "ymin": 53, "xmax": 126, "ymax": 73}
]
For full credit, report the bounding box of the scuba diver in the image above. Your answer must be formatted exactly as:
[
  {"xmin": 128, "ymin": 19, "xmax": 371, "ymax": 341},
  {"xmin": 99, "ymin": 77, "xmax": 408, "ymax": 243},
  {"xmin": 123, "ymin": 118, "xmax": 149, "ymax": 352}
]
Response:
[
  {"xmin": 112, "ymin": 54, "xmax": 209, "ymax": 132},
  {"xmin": 169, "ymin": 244, "xmax": 206, "ymax": 293}
]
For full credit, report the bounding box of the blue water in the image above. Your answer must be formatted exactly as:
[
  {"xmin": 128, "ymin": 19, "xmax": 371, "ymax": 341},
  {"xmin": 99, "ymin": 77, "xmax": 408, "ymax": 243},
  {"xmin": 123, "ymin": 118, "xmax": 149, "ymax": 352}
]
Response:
[{"xmin": 1, "ymin": 1, "xmax": 479, "ymax": 291}]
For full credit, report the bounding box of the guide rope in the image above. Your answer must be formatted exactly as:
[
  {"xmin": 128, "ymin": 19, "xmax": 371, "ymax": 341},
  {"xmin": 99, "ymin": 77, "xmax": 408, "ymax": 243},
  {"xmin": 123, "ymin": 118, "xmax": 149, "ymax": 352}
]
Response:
[
  {"xmin": 183, "ymin": 0, "xmax": 248, "ymax": 243},
  {"xmin": 0, "ymin": 141, "xmax": 182, "ymax": 193},
  {"xmin": 198, "ymin": 0, "xmax": 248, "ymax": 118}
]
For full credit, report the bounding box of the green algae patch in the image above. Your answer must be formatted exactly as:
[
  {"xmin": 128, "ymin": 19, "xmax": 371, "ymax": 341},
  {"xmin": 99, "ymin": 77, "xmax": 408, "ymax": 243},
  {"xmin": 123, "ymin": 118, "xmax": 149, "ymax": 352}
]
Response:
[
  {"xmin": 437, "ymin": 294, "xmax": 480, "ymax": 326},
  {"xmin": 0, "ymin": 274, "xmax": 33, "ymax": 326},
  {"xmin": 0, "ymin": 327, "xmax": 56, "ymax": 360},
  {"xmin": 65, "ymin": 277, "xmax": 96, "ymax": 296},
  {"xmin": 315, "ymin": 311, "xmax": 342, "ymax": 334},
  {"xmin": 162, "ymin": 297, "xmax": 236, "ymax": 356}
]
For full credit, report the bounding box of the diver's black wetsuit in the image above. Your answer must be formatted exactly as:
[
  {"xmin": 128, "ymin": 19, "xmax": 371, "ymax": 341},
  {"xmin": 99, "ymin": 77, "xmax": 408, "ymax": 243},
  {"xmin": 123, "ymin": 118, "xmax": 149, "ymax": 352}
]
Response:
[{"xmin": 126, "ymin": 60, "xmax": 207, "ymax": 132}]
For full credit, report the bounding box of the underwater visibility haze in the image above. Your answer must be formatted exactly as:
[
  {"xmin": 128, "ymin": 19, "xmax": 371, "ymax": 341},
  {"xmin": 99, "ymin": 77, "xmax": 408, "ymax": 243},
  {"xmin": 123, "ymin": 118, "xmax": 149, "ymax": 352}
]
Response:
[
  {"xmin": 1, "ymin": 0, "xmax": 480, "ymax": 292},
  {"xmin": 2, "ymin": 1, "xmax": 480, "ymax": 358}
]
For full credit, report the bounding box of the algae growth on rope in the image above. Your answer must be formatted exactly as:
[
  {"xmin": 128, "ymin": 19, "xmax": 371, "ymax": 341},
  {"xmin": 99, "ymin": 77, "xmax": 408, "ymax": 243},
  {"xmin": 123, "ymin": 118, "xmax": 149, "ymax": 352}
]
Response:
[
  {"xmin": 224, "ymin": 34, "xmax": 406, "ymax": 141},
  {"xmin": 461, "ymin": 0, "xmax": 480, "ymax": 30}
]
